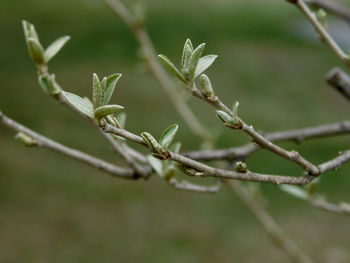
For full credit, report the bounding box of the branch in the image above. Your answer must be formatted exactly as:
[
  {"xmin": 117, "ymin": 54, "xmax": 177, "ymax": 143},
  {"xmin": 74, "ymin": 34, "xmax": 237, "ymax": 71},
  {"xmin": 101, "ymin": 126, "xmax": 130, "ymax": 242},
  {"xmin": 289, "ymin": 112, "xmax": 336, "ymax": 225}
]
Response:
[
  {"xmin": 326, "ymin": 67, "xmax": 350, "ymax": 101},
  {"xmin": 318, "ymin": 149, "xmax": 350, "ymax": 173},
  {"xmin": 168, "ymin": 177, "xmax": 221, "ymax": 193},
  {"xmin": 191, "ymin": 83, "xmax": 321, "ymax": 175},
  {"xmin": 0, "ymin": 111, "xmax": 136, "ymax": 179},
  {"xmin": 185, "ymin": 120, "xmax": 350, "ymax": 161},
  {"xmin": 305, "ymin": 0, "xmax": 350, "ymax": 24},
  {"xmin": 102, "ymin": 123, "xmax": 313, "ymax": 185},
  {"xmin": 310, "ymin": 198, "xmax": 350, "ymax": 215},
  {"xmin": 227, "ymin": 181, "xmax": 313, "ymax": 263},
  {"xmin": 99, "ymin": 131, "xmax": 152, "ymax": 178}
]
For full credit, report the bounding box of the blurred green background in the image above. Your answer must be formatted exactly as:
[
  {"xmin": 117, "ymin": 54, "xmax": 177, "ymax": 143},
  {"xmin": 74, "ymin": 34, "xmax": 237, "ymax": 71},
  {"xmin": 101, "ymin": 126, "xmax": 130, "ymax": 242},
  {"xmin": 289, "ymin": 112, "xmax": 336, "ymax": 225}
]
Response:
[{"xmin": 1, "ymin": 0, "xmax": 350, "ymax": 262}]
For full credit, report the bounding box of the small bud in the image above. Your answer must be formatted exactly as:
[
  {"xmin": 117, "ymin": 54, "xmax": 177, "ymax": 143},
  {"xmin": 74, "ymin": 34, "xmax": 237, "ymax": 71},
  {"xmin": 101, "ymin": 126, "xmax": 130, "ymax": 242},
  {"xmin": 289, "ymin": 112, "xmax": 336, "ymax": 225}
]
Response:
[
  {"xmin": 235, "ymin": 161, "xmax": 247, "ymax": 173},
  {"xmin": 38, "ymin": 74, "xmax": 61, "ymax": 96},
  {"xmin": 316, "ymin": 9, "xmax": 327, "ymax": 30},
  {"xmin": 198, "ymin": 74, "xmax": 215, "ymax": 99},
  {"xmin": 216, "ymin": 110, "xmax": 232, "ymax": 124},
  {"xmin": 177, "ymin": 164, "xmax": 204, "ymax": 177},
  {"xmin": 15, "ymin": 132, "xmax": 37, "ymax": 147},
  {"xmin": 141, "ymin": 132, "xmax": 162, "ymax": 154}
]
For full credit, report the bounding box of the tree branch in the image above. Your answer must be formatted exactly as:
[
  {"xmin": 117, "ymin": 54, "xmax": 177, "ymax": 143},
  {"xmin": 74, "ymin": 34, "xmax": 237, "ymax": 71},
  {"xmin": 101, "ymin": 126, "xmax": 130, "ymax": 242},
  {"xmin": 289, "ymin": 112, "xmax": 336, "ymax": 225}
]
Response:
[
  {"xmin": 184, "ymin": 120, "xmax": 350, "ymax": 161},
  {"xmin": 0, "ymin": 111, "xmax": 136, "ymax": 179},
  {"xmin": 168, "ymin": 177, "xmax": 221, "ymax": 193},
  {"xmin": 190, "ymin": 83, "xmax": 321, "ymax": 175}
]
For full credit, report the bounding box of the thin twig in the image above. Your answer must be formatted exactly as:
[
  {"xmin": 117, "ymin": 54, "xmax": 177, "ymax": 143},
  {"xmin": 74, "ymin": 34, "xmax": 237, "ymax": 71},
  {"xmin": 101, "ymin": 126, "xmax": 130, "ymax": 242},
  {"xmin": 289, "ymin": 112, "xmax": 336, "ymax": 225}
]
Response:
[
  {"xmin": 318, "ymin": 149, "xmax": 350, "ymax": 173},
  {"xmin": 0, "ymin": 111, "xmax": 136, "ymax": 179},
  {"xmin": 185, "ymin": 120, "xmax": 350, "ymax": 161},
  {"xmin": 227, "ymin": 181, "xmax": 313, "ymax": 263},
  {"xmin": 99, "ymin": 131, "xmax": 152, "ymax": 178},
  {"xmin": 310, "ymin": 197, "xmax": 350, "ymax": 215},
  {"xmin": 168, "ymin": 177, "xmax": 221, "ymax": 193},
  {"xmin": 191, "ymin": 84, "xmax": 321, "ymax": 175},
  {"xmin": 290, "ymin": 0, "xmax": 349, "ymax": 64}
]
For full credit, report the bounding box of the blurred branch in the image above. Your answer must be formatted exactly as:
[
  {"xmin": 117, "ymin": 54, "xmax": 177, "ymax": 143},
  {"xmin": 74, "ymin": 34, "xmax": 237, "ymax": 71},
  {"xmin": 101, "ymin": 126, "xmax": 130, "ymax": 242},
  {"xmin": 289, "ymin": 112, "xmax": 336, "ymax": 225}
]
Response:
[
  {"xmin": 99, "ymin": 131, "xmax": 152, "ymax": 178},
  {"xmin": 185, "ymin": 120, "xmax": 350, "ymax": 161},
  {"xmin": 288, "ymin": 0, "xmax": 349, "ymax": 64},
  {"xmin": 305, "ymin": 0, "xmax": 350, "ymax": 24},
  {"xmin": 168, "ymin": 177, "xmax": 221, "ymax": 193},
  {"xmin": 0, "ymin": 110, "xmax": 136, "ymax": 179},
  {"xmin": 326, "ymin": 67, "xmax": 350, "ymax": 100},
  {"xmin": 105, "ymin": 0, "xmax": 212, "ymax": 144},
  {"xmin": 311, "ymin": 197, "xmax": 350, "ymax": 215},
  {"xmin": 227, "ymin": 181, "xmax": 313, "ymax": 263}
]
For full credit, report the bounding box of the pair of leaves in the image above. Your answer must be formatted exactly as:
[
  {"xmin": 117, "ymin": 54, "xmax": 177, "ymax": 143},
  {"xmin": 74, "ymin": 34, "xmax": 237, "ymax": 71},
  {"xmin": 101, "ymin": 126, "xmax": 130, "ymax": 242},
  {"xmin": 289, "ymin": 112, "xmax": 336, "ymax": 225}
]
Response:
[
  {"xmin": 92, "ymin": 73, "xmax": 122, "ymax": 107},
  {"xmin": 141, "ymin": 124, "xmax": 179, "ymax": 155},
  {"xmin": 216, "ymin": 101, "xmax": 240, "ymax": 127},
  {"xmin": 22, "ymin": 20, "xmax": 70, "ymax": 64},
  {"xmin": 158, "ymin": 38, "xmax": 217, "ymax": 83},
  {"xmin": 92, "ymin": 73, "xmax": 124, "ymax": 120}
]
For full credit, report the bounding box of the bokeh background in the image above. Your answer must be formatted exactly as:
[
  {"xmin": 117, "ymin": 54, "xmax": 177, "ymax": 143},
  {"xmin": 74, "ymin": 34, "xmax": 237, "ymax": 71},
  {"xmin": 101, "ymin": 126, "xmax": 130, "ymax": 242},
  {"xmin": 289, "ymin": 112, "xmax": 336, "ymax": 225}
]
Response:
[{"xmin": 1, "ymin": 0, "xmax": 350, "ymax": 262}]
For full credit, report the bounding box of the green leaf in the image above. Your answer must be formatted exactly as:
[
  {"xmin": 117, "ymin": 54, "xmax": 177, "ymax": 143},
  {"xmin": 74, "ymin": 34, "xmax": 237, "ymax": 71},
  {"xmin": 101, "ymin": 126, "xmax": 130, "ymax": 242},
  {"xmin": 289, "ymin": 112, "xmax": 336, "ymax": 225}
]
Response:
[
  {"xmin": 116, "ymin": 112, "xmax": 126, "ymax": 129},
  {"xmin": 44, "ymin": 35, "xmax": 70, "ymax": 63},
  {"xmin": 159, "ymin": 124, "xmax": 179, "ymax": 151},
  {"xmin": 104, "ymin": 73, "xmax": 122, "ymax": 105},
  {"xmin": 198, "ymin": 74, "xmax": 214, "ymax": 98},
  {"xmin": 187, "ymin": 43, "xmax": 205, "ymax": 81},
  {"xmin": 279, "ymin": 185, "xmax": 308, "ymax": 200},
  {"xmin": 38, "ymin": 74, "xmax": 61, "ymax": 95},
  {"xmin": 62, "ymin": 90, "xmax": 94, "ymax": 118},
  {"xmin": 170, "ymin": 142, "xmax": 181, "ymax": 154},
  {"xmin": 232, "ymin": 101, "xmax": 239, "ymax": 125},
  {"xmin": 158, "ymin": 55, "xmax": 185, "ymax": 82},
  {"xmin": 94, "ymin": 104, "xmax": 124, "ymax": 120},
  {"xmin": 92, "ymin": 73, "xmax": 103, "ymax": 108},
  {"xmin": 147, "ymin": 155, "xmax": 163, "ymax": 177},
  {"xmin": 141, "ymin": 132, "xmax": 161, "ymax": 154},
  {"xmin": 216, "ymin": 110, "xmax": 232, "ymax": 124},
  {"xmin": 22, "ymin": 20, "xmax": 38, "ymax": 41},
  {"xmin": 181, "ymin": 39, "xmax": 193, "ymax": 74},
  {"xmin": 27, "ymin": 37, "xmax": 45, "ymax": 64},
  {"xmin": 195, "ymin": 55, "xmax": 217, "ymax": 79}
]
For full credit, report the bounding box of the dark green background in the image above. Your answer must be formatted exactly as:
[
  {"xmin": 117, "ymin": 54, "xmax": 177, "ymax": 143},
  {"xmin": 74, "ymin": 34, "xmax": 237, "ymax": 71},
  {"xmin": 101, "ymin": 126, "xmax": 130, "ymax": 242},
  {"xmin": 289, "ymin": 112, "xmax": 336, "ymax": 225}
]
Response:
[{"xmin": 0, "ymin": 0, "xmax": 349, "ymax": 262}]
